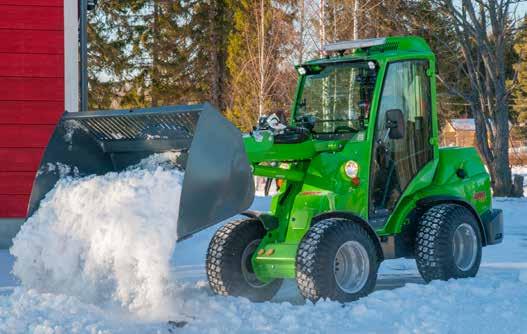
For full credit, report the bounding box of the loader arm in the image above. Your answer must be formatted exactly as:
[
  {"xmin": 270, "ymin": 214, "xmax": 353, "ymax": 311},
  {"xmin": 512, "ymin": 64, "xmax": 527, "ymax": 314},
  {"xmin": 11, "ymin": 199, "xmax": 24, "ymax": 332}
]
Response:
[{"xmin": 243, "ymin": 131, "xmax": 346, "ymax": 182}]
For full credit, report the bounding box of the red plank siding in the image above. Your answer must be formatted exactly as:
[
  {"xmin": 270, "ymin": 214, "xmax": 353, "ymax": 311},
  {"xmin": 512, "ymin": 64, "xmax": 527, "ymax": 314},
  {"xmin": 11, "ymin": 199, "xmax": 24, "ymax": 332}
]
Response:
[
  {"xmin": 0, "ymin": 125, "xmax": 55, "ymax": 148},
  {"xmin": 0, "ymin": 101, "xmax": 63, "ymax": 124},
  {"xmin": 0, "ymin": 0, "xmax": 62, "ymax": 6},
  {"xmin": 0, "ymin": 148, "xmax": 43, "ymax": 172},
  {"xmin": 0, "ymin": 172, "xmax": 35, "ymax": 194},
  {"xmin": 0, "ymin": 3, "xmax": 64, "ymax": 218},
  {"xmin": 0, "ymin": 53, "xmax": 63, "ymax": 78},
  {"xmin": 0, "ymin": 30, "xmax": 63, "ymax": 54},
  {"xmin": 0, "ymin": 195, "xmax": 30, "ymax": 217},
  {"xmin": 0, "ymin": 77, "xmax": 63, "ymax": 101},
  {"xmin": 0, "ymin": 5, "xmax": 63, "ymax": 31}
]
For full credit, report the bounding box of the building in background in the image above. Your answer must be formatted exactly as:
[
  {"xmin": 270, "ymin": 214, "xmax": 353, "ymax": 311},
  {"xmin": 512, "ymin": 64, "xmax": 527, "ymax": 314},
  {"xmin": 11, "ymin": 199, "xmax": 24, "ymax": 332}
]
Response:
[
  {"xmin": 441, "ymin": 118, "xmax": 477, "ymax": 147},
  {"xmin": 442, "ymin": 118, "xmax": 527, "ymax": 166}
]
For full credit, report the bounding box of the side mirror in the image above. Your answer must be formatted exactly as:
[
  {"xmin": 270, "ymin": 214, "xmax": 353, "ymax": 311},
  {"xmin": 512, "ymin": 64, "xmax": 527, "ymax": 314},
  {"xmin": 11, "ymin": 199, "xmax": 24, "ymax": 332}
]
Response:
[{"xmin": 386, "ymin": 109, "xmax": 405, "ymax": 140}]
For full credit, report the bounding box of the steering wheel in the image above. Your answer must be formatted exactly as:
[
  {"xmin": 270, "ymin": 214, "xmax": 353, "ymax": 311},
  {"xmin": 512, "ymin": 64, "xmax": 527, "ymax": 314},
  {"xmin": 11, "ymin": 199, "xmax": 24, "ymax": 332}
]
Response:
[
  {"xmin": 334, "ymin": 125, "xmax": 358, "ymax": 133},
  {"xmin": 295, "ymin": 114, "xmax": 316, "ymax": 131}
]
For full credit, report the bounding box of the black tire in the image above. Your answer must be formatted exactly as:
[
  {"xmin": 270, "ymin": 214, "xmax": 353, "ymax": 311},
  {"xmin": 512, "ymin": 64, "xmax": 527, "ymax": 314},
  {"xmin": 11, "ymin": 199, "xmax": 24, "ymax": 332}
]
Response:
[
  {"xmin": 206, "ymin": 218, "xmax": 282, "ymax": 302},
  {"xmin": 296, "ymin": 218, "xmax": 379, "ymax": 303},
  {"xmin": 415, "ymin": 204, "xmax": 482, "ymax": 282}
]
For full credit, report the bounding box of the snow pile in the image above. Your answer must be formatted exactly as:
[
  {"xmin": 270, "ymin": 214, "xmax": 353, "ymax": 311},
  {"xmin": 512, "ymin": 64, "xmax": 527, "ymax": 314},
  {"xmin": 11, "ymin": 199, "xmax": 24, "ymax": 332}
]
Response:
[{"xmin": 10, "ymin": 153, "xmax": 184, "ymax": 319}]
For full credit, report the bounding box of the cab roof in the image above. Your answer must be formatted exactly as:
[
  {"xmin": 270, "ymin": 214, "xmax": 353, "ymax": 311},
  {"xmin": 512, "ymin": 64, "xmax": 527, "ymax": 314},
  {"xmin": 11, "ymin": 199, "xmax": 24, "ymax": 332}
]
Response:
[{"xmin": 300, "ymin": 36, "xmax": 433, "ymax": 67}]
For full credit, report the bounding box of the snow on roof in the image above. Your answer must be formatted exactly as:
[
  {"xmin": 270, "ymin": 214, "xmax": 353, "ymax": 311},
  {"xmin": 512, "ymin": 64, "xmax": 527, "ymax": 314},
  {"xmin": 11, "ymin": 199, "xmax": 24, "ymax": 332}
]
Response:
[
  {"xmin": 449, "ymin": 118, "xmax": 475, "ymax": 131},
  {"xmin": 448, "ymin": 118, "xmax": 509, "ymax": 132}
]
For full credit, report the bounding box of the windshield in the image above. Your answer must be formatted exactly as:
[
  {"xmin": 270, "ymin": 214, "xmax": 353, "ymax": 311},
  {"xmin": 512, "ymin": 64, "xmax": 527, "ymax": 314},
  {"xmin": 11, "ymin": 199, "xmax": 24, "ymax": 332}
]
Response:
[{"xmin": 296, "ymin": 62, "xmax": 377, "ymax": 138}]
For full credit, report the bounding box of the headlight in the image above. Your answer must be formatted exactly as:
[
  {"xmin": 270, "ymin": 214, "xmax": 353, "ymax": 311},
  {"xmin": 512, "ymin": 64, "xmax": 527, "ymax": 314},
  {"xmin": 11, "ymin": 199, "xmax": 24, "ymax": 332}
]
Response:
[
  {"xmin": 297, "ymin": 66, "xmax": 307, "ymax": 75},
  {"xmin": 344, "ymin": 160, "xmax": 359, "ymax": 178}
]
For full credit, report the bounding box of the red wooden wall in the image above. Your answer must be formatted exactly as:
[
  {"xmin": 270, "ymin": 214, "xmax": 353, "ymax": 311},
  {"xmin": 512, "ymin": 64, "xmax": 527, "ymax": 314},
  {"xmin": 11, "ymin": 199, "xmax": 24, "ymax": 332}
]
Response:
[{"xmin": 0, "ymin": 0, "xmax": 64, "ymax": 217}]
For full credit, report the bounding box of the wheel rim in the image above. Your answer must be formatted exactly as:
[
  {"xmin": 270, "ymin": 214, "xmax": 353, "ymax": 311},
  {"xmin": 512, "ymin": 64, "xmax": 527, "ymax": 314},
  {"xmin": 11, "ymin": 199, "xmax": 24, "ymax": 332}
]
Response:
[
  {"xmin": 333, "ymin": 241, "xmax": 370, "ymax": 294},
  {"xmin": 452, "ymin": 223, "xmax": 478, "ymax": 271},
  {"xmin": 241, "ymin": 239, "xmax": 269, "ymax": 288}
]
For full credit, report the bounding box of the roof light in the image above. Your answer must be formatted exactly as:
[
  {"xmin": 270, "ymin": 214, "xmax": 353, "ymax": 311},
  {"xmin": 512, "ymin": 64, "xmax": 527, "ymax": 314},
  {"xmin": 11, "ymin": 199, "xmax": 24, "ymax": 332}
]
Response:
[{"xmin": 323, "ymin": 38, "xmax": 387, "ymax": 53}]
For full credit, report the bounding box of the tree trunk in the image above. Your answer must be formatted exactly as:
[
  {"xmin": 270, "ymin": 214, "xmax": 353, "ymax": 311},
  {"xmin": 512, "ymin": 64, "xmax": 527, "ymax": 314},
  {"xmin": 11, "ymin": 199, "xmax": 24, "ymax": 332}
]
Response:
[
  {"xmin": 319, "ymin": 0, "xmax": 325, "ymax": 55},
  {"xmin": 151, "ymin": 1, "xmax": 160, "ymax": 107},
  {"xmin": 472, "ymin": 102, "xmax": 512, "ymax": 196},
  {"xmin": 298, "ymin": 0, "xmax": 305, "ymax": 64},
  {"xmin": 258, "ymin": 0, "xmax": 265, "ymax": 118},
  {"xmin": 353, "ymin": 0, "xmax": 360, "ymax": 40},
  {"xmin": 332, "ymin": 1, "xmax": 337, "ymax": 41},
  {"xmin": 209, "ymin": 0, "xmax": 221, "ymax": 109},
  {"xmin": 492, "ymin": 106, "xmax": 513, "ymax": 196},
  {"xmin": 435, "ymin": 0, "xmax": 514, "ymax": 196},
  {"xmin": 512, "ymin": 174, "xmax": 524, "ymax": 197}
]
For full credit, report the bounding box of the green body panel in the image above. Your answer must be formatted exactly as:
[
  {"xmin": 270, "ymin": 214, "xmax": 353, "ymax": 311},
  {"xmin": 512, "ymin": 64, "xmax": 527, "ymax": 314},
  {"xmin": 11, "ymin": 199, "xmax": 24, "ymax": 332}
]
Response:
[
  {"xmin": 378, "ymin": 147, "xmax": 490, "ymax": 236},
  {"xmin": 242, "ymin": 36, "xmax": 493, "ymax": 281},
  {"xmin": 420, "ymin": 147, "xmax": 491, "ymax": 215}
]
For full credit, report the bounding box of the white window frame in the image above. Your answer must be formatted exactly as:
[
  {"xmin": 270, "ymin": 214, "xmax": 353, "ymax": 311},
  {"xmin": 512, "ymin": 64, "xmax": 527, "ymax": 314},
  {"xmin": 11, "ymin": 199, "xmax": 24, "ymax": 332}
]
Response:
[{"xmin": 64, "ymin": 0, "xmax": 79, "ymax": 113}]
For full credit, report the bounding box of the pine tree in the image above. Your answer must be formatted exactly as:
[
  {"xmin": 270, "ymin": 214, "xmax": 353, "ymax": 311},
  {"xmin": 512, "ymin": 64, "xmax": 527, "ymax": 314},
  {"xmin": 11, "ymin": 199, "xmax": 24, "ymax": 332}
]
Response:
[
  {"xmin": 87, "ymin": 1, "xmax": 140, "ymax": 109},
  {"xmin": 88, "ymin": 1, "xmax": 235, "ymax": 111},
  {"xmin": 87, "ymin": 1, "xmax": 207, "ymax": 109},
  {"xmin": 185, "ymin": 0, "xmax": 232, "ymax": 110}
]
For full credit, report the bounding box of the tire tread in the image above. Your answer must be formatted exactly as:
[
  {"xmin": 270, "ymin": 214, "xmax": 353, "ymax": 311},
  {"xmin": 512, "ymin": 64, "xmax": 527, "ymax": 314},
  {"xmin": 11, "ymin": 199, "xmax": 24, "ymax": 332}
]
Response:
[
  {"xmin": 415, "ymin": 204, "xmax": 482, "ymax": 282},
  {"xmin": 296, "ymin": 218, "xmax": 378, "ymax": 302}
]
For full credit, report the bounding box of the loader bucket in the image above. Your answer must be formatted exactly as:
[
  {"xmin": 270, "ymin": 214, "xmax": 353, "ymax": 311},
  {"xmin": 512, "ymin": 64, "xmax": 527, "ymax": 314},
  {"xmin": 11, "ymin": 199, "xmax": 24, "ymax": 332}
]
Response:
[{"xmin": 28, "ymin": 103, "xmax": 254, "ymax": 240}]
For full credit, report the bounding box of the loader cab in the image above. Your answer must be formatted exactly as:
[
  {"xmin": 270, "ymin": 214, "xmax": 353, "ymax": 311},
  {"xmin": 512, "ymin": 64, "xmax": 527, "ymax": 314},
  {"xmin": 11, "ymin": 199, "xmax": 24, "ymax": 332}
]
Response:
[{"xmin": 294, "ymin": 37, "xmax": 437, "ymax": 226}]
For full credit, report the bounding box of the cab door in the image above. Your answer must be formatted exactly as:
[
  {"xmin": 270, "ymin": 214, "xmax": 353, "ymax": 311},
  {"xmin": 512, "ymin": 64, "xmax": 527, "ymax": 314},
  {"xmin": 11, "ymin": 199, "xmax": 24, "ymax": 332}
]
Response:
[{"xmin": 369, "ymin": 60, "xmax": 434, "ymax": 227}]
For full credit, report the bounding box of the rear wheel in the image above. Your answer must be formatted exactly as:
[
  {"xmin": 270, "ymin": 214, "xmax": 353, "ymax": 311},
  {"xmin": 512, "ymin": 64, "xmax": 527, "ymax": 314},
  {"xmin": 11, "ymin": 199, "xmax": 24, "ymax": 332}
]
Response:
[
  {"xmin": 415, "ymin": 204, "xmax": 482, "ymax": 282},
  {"xmin": 206, "ymin": 218, "xmax": 282, "ymax": 301},
  {"xmin": 296, "ymin": 218, "xmax": 379, "ymax": 303}
]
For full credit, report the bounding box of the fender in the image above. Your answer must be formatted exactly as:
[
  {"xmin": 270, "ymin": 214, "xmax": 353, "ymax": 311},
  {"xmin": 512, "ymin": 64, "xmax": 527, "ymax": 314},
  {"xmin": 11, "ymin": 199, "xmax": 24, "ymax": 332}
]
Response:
[
  {"xmin": 310, "ymin": 211, "xmax": 384, "ymax": 261},
  {"xmin": 416, "ymin": 196, "xmax": 488, "ymax": 246}
]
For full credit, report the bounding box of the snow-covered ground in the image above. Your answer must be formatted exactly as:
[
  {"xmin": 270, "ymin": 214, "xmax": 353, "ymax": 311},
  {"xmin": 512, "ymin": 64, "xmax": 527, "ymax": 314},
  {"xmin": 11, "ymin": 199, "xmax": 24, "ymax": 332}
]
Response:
[{"xmin": 0, "ymin": 161, "xmax": 526, "ymax": 333}]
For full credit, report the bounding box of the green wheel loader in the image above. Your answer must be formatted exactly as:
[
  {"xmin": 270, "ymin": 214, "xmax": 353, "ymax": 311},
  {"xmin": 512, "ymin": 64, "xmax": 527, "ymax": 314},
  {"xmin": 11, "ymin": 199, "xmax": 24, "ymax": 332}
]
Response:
[{"xmin": 31, "ymin": 36, "xmax": 503, "ymax": 303}]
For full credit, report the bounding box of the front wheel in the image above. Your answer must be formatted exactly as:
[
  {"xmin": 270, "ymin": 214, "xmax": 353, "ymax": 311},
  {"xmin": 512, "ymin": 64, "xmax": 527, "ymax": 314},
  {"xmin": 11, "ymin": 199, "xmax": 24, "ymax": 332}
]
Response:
[
  {"xmin": 296, "ymin": 218, "xmax": 379, "ymax": 303},
  {"xmin": 415, "ymin": 204, "xmax": 482, "ymax": 282},
  {"xmin": 206, "ymin": 218, "xmax": 282, "ymax": 302}
]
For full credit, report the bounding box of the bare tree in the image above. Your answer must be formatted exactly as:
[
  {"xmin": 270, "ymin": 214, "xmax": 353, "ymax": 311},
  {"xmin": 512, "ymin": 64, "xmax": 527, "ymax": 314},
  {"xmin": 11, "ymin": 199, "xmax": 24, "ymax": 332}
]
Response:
[
  {"xmin": 258, "ymin": 0, "xmax": 267, "ymax": 118},
  {"xmin": 320, "ymin": 0, "xmax": 326, "ymax": 53},
  {"xmin": 430, "ymin": 0, "xmax": 518, "ymax": 196},
  {"xmin": 226, "ymin": 1, "xmax": 297, "ymax": 130},
  {"xmin": 298, "ymin": 0, "xmax": 306, "ymax": 63},
  {"xmin": 353, "ymin": 0, "xmax": 360, "ymax": 39}
]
